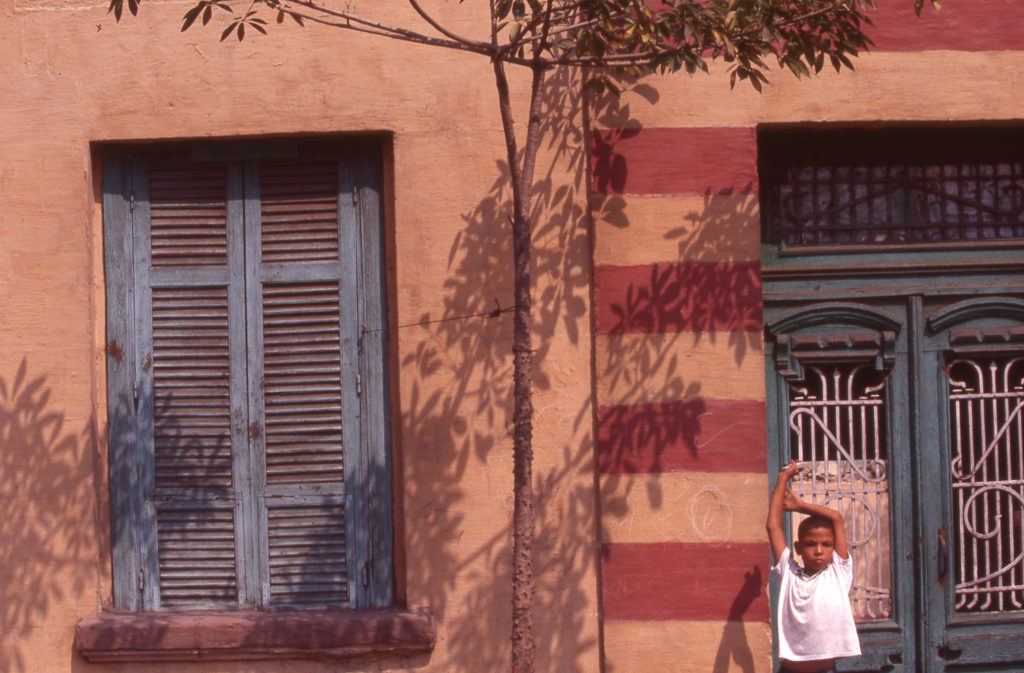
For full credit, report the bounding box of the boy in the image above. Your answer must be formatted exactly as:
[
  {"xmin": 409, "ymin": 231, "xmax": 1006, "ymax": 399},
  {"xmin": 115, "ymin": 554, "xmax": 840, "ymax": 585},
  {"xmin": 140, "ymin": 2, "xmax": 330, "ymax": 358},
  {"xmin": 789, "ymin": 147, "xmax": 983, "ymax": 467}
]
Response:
[{"xmin": 766, "ymin": 462, "xmax": 861, "ymax": 673}]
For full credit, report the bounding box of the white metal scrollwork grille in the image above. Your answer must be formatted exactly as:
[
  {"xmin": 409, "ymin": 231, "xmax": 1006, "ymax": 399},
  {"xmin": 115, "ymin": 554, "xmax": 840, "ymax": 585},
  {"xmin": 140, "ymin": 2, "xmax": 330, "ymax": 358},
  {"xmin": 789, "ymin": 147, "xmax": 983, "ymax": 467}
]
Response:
[
  {"xmin": 948, "ymin": 355, "xmax": 1024, "ymax": 614},
  {"xmin": 788, "ymin": 363, "xmax": 892, "ymax": 621}
]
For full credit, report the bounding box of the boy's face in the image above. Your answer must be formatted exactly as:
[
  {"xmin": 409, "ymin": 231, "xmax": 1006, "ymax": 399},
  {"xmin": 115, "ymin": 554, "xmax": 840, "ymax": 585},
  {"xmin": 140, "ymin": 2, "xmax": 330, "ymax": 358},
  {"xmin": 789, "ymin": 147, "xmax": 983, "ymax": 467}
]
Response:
[{"xmin": 796, "ymin": 526, "xmax": 835, "ymax": 572}]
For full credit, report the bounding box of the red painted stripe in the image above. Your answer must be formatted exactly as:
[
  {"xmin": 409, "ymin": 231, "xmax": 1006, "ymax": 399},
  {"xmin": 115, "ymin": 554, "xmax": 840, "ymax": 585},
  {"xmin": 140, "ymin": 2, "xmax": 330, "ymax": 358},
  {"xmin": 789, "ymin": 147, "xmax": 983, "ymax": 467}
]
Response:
[
  {"xmin": 602, "ymin": 542, "xmax": 770, "ymax": 621},
  {"xmin": 598, "ymin": 399, "xmax": 766, "ymax": 474},
  {"xmin": 592, "ymin": 127, "xmax": 757, "ymax": 196},
  {"xmin": 868, "ymin": 0, "xmax": 1024, "ymax": 53},
  {"xmin": 594, "ymin": 261, "xmax": 762, "ymax": 335}
]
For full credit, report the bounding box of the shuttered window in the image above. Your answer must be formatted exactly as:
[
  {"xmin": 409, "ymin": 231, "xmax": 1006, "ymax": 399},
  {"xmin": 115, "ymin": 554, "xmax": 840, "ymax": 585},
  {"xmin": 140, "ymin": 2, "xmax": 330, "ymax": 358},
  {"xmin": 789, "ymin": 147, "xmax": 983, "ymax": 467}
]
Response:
[{"xmin": 103, "ymin": 139, "xmax": 393, "ymax": 611}]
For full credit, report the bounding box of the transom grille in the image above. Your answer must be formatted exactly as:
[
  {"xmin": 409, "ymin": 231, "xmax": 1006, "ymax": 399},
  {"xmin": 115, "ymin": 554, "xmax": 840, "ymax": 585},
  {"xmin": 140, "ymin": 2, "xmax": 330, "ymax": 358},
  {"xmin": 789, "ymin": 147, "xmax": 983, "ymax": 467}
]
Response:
[
  {"xmin": 760, "ymin": 127, "xmax": 1024, "ymax": 249},
  {"xmin": 787, "ymin": 363, "xmax": 892, "ymax": 621},
  {"xmin": 771, "ymin": 162, "xmax": 1024, "ymax": 247}
]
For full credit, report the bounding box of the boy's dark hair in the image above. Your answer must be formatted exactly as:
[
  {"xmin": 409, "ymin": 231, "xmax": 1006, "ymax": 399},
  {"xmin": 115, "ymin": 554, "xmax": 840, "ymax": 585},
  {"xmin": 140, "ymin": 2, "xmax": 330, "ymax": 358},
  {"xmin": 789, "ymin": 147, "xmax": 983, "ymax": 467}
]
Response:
[{"xmin": 797, "ymin": 514, "xmax": 835, "ymax": 540}]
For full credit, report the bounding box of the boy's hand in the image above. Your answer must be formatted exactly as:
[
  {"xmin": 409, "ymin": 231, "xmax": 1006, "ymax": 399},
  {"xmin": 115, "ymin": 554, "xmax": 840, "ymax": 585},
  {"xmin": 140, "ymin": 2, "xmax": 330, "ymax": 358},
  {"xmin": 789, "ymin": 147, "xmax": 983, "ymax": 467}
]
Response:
[
  {"xmin": 780, "ymin": 462, "xmax": 800, "ymax": 480},
  {"xmin": 768, "ymin": 462, "xmax": 802, "ymax": 560},
  {"xmin": 782, "ymin": 488, "xmax": 803, "ymax": 511}
]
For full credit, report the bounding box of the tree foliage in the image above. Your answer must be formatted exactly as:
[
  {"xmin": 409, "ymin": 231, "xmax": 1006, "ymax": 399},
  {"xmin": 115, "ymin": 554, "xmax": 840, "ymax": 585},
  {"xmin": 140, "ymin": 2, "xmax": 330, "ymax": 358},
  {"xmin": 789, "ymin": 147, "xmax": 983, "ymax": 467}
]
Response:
[{"xmin": 113, "ymin": 0, "xmax": 938, "ymax": 89}]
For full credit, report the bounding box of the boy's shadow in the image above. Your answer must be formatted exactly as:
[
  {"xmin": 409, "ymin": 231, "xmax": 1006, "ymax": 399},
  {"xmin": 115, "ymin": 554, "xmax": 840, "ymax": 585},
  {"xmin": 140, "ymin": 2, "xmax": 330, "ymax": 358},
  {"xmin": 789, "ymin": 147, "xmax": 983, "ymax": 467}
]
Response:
[{"xmin": 712, "ymin": 565, "xmax": 763, "ymax": 673}]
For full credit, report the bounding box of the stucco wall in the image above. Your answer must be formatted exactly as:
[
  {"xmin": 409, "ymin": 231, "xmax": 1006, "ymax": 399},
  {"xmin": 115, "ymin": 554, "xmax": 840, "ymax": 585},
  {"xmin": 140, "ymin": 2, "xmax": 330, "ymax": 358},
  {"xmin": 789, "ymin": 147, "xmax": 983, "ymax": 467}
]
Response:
[
  {"xmin": 0, "ymin": 1, "xmax": 599, "ymax": 671},
  {"xmin": 590, "ymin": 3, "xmax": 1024, "ymax": 672},
  {"xmin": 4, "ymin": 0, "xmax": 1024, "ymax": 672}
]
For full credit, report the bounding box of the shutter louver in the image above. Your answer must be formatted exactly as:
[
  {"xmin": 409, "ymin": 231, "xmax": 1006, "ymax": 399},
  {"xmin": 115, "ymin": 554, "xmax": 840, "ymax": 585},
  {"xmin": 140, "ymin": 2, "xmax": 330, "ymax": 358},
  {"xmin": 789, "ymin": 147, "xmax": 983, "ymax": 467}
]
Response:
[
  {"xmin": 151, "ymin": 287, "xmax": 234, "ymax": 490},
  {"xmin": 156, "ymin": 504, "xmax": 238, "ymax": 607},
  {"xmin": 147, "ymin": 165, "xmax": 239, "ymax": 608},
  {"xmin": 262, "ymin": 282, "xmax": 345, "ymax": 484},
  {"xmin": 267, "ymin": 501, "xmax": 348, "ymax": 606},
  {"xmin": 256, "ymin": 157, "xmax": 351, "ymax": 607},
  {"xmin": 149, "ymin": 165, "xmax": 228, "ymax": 266},
  {"xmin": 260, "ymin": 161, "xmax": 340, "ymax": 263}
]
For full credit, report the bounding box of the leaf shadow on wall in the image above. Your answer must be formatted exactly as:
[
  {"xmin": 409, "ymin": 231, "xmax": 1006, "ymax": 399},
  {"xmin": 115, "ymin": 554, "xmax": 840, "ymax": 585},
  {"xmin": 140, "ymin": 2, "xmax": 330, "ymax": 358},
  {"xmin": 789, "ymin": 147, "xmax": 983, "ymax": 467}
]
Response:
[
  {"xmin": 590, "ymin": 84, "xmax": 768, "ymax": 672},
  {"xmin": 398, "ymin": 65, "xmax": 603, "ymax": 673},
  {"xmin": 0, "ymin": 360, "xmax": 96, "ymax": 673}
]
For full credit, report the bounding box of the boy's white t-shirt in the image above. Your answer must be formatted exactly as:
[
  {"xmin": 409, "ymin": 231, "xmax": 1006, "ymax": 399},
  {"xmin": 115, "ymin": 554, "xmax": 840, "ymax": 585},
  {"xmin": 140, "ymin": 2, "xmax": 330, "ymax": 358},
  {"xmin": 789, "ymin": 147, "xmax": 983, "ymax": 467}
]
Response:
[{"xmin": 771, "ymin": 546, "xmax": 861, "ymax": 662}]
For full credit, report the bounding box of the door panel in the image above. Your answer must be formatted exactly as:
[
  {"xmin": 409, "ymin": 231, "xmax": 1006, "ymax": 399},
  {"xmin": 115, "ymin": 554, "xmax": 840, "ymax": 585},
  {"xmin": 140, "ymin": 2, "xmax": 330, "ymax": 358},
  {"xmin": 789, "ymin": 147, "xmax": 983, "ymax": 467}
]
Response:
[
  {"xmin": 765, "ymin": 301, "xmax": 914, "ymax": 673},
  {"xmin": 921, "ymin": 297, "xmax": 1024, "ymax": 671},
  {"xmin": 766, "ymin": 294, "xmax": 1024, "ymax": 672}
]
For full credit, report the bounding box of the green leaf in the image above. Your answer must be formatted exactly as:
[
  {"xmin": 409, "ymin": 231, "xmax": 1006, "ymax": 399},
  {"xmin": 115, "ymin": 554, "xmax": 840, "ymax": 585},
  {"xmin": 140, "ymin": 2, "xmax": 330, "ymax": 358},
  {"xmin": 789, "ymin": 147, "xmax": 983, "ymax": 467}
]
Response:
[{"xmin": 512, "ymin": 0, "xmax": 524, "ymax": 21}]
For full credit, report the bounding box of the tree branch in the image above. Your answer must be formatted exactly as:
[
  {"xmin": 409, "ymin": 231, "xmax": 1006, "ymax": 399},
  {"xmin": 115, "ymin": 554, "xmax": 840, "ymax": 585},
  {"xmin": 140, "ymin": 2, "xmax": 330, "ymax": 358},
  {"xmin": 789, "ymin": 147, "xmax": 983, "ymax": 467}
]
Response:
[
  {"xmin": 406, "ymin": 0, "xmax": 492, "ymax": 52},
  {"xmin": 274, "ymin": 0, "xmax": 496, "ymax": 56}
]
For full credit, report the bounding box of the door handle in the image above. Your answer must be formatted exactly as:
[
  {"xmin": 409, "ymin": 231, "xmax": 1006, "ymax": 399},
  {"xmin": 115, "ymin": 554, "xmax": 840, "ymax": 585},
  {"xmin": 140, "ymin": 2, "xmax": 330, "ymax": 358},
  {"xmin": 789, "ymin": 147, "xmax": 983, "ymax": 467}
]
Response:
[
  {"xmin": 937, "ymin": 527, "xmax": 948, "ymax": 585},
  {"xmin": 938, "ymin": 642, "xmax": 962, "ymax": 661}
]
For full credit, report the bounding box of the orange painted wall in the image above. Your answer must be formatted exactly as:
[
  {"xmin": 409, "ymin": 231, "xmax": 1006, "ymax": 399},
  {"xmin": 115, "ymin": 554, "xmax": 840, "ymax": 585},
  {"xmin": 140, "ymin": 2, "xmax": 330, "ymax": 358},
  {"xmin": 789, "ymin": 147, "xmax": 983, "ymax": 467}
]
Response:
[
  {"xmin": 0, "ymin": 1, "xmax": 599, "ymax": 672},
  {"xmin": 3, "ymin": 0, "xmax": 1024, "ymax": 672}
]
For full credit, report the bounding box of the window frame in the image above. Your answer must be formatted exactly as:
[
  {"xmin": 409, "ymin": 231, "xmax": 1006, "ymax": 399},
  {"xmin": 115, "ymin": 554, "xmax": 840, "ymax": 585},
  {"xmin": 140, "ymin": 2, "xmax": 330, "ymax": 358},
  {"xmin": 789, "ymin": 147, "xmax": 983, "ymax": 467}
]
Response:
[{"xmin": 102, "ymin": 139, "xmax": 394, "ymax": 613}]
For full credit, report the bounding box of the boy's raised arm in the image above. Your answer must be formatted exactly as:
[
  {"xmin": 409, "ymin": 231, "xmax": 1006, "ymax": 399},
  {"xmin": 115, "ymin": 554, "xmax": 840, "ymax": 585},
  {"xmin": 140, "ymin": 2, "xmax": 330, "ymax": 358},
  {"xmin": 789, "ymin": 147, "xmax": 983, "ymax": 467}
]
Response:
[{"xmin": 766, "ymin": 463, "xmax": 798, "ymax": 561}]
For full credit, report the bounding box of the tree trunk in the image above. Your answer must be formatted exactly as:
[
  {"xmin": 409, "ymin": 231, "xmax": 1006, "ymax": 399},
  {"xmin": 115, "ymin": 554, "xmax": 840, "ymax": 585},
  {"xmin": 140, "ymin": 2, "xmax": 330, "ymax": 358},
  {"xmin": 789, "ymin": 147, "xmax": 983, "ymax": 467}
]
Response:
[{"xmin": 492, "ymin": 59, "xmax": 547, "ymax": 673}]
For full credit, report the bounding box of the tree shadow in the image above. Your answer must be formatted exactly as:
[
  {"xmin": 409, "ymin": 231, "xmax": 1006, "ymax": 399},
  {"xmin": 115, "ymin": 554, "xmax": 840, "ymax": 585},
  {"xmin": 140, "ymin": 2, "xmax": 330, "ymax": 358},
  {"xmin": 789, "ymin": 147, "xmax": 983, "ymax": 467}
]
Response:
[
  {"xmin": 399, "ymin": 65, "xmax": 604, "ymax": 671},
  {"xmin": 0, "ymin": 359, "xmax": 96, "ymax": 672},
  {"xmin": 401, "ymin": 68, "xmax": 767, "ymax": 672}
]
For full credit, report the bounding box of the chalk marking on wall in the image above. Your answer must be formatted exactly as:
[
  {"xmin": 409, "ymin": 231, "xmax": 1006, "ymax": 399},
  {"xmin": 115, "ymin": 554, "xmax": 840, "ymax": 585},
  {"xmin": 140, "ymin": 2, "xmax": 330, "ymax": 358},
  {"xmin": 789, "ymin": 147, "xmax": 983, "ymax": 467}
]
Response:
[{"xmin": 689, "ymin": 485, "xmax": 733, "ymax": 541}]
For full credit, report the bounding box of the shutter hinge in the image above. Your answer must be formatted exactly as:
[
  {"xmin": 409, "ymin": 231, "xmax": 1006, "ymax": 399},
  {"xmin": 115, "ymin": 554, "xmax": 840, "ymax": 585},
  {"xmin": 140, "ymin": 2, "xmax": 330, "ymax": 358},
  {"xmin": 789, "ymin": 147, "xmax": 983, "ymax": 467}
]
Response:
[
  {"xmin": 362, "ymin": 561, "xmax": 370, "ymax": 588},
  {"xmin": 138, "ymin": 566, "xmax": 145, "ymax": 593},
  {"xmin": 129, "ymin": 191, "xmax": 136, "ymax": 213},
  {"xmin": 132, "ymin": 379, "xmax": 139, "ymax": 410},
  {"xmin": 355, "ymin": 334, "xmax": 364, "ymax": 396}
]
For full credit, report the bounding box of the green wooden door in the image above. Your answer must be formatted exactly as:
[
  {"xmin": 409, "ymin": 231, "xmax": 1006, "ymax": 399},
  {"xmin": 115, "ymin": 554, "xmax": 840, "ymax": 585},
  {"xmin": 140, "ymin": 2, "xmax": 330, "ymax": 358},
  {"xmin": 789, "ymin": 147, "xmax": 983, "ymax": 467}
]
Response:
[
  {"xmin": 919, "ymin": 295, "xmax": 1024, "ymax": 671},
  {"xmin": 760, "ymin": 124, "xmax": 1024, "ymax": 672},
  {"xmin": 764, "ymin": 288, "xmax": 1024, "ymax": 673}
]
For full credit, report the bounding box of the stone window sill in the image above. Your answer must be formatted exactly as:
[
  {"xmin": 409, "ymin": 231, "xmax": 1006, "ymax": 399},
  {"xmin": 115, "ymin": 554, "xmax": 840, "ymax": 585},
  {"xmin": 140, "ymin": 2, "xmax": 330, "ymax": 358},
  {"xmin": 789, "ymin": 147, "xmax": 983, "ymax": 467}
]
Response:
[{"xmin": 74, "ymin": 607, "xmax": 435, "ymax": 663}]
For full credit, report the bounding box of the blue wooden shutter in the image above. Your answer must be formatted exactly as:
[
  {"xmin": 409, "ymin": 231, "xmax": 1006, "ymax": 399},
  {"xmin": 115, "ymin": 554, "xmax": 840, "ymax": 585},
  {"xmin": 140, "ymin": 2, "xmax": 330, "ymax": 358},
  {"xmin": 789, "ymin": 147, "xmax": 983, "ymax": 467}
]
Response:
[
  {"xmin": 246, "ymin": 158, "xmax": 351, "ymax": 606},
  {"xmin": 142, "ymin": 157, "xmax": 250, "ymax": 609},
  {"xmin": 105, "ymin": 154, "xmax": 251, "ymax": 609},
  {"xmin": 245, "ymin": 147, "xmax": 393, "ymax": 608},
  {"xmin": 106, "ymin": 141, "xmax": 393, "ymax": 612}
]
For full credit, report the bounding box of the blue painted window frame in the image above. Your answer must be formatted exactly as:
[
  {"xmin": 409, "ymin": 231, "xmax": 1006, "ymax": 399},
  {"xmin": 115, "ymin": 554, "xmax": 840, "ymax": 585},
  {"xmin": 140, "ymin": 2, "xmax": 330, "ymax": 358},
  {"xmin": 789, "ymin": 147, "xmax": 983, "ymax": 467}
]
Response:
[{"xmin": 102, "ymin": 138, "xmax": 394, "ymax": 612}]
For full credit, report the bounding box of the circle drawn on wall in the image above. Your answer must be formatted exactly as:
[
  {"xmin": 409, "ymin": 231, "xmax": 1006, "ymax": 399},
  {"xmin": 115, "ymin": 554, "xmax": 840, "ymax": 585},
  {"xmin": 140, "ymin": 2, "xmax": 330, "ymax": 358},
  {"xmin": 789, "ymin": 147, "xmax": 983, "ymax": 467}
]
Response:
[{"xmin": 690, "ymin": 485, "xmax": 733, "ymax": 541}]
